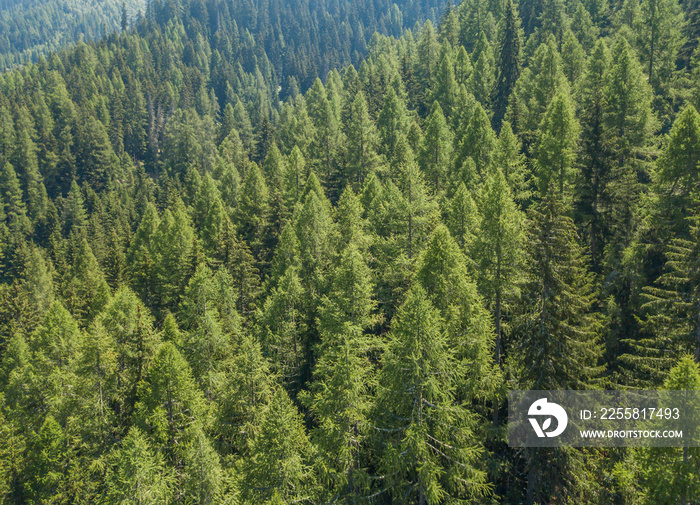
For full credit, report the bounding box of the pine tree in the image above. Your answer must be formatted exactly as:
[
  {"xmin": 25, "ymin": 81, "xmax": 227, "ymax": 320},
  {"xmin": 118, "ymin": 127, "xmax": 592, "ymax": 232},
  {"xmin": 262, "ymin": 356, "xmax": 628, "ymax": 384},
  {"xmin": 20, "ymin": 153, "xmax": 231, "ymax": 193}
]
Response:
[{"xmin": 375, "ymin": 285, "xmax": 492, "ymax": 504}]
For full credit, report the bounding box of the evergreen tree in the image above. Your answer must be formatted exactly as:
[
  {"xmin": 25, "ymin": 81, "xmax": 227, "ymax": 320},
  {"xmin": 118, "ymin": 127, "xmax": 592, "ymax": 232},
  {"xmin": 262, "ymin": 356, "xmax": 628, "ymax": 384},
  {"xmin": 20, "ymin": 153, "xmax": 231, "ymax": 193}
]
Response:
[
  {"xmin": 473, "ymin": 169, "xmax": 526, "ymax": 371},
  {"xmin": 445, "ymin": 182, "xmax": 480, "ymax": 251},
  {"xmin": 62, "ymin": 236, "xmax": 111, "ymax": 324},
  {"xmin": 533, "ymin": 90, "xmax": 580, "ymax": 198},
  {"xmin": 636, "ymin": 356, "xmax": 700, "ymax": 503},
  {"xmin": 652, "ymin": 105, "xmax": 700, "ymax": 239},
  {"xmin": 301, "ymin": 242, "xmax": 376, "ymax": 503},
  {"xmin": 104, "ymin": 427, "xmax": 174, "ymax": 505},
  {"xmin": 494, "ymin": 121, "xmax": 529, "ymax": 201},
  {"xmin": 470, "ymin": 31, "xmax": 496, "ymax": 109},
  {"xmin": 127, "ymin": 203, "xmax": 159, "ymax": 308},
  {"xmin": 239, "ymin": 388, "xmax": 317, "ymax": 504},
  {"xmin": 454, "ymin": 103, "xmax": 497, "ymax": 180},
  {"xmin": 419, "ymin": 102, "xmax": 453, "ymax": 194},
  {"xmin": 516, "ymin": 190, "xmax": 603, "ymax": 390},
  {"xmin": 576, "ymin": 39, "xmax": 612, "ymax": 268},
  {"xmin": 0, "ymin": 162, "xmax": 31, "ymax": 236},
  {"xmin": 493, "ymin": 0, "xmax": 523, "ymax": 129},
  {"xmin": 150, "ymin": 202, "xmax": 196, "ymax": 316},
  {"xmin": 635, "ymin": 0, "xmax": 684, "ymax": 102},
  {"xmin": 377, "ymin": 88, "xmax": 408, "ymax": 161},
  {"xmin": 237, "ymin": 163, "xmax": 269, "ymax": 260},
  {"xmin": 628, "ymin": 208, "xmax": 700, "ymax": 381},
  {"xmin": 375, "ymin": 285, "xmax": 492, "ymax": 504},
  {"xmin": 344, "ymin": 90, "xmax": 381, "ymax": 189}
]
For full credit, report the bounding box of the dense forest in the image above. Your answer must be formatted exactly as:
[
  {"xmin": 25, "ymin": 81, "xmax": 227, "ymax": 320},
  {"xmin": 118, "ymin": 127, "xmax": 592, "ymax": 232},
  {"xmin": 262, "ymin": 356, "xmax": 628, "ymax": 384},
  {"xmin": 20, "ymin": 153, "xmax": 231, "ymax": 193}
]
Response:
[
  {"xmin": 0, "ymin": 0, "xmax": 700, "ymax": 501},
  {"xmin": 0, "ymin": 0, "xmax": 146, "ymax": 68}
]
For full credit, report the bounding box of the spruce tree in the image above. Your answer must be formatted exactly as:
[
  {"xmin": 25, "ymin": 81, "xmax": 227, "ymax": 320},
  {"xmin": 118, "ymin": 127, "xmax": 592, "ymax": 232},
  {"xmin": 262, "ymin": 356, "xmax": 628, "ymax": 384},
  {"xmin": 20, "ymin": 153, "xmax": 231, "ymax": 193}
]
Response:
[
  {"xmin": 576, "ymin": 39, "xmax": 612, "ymax": 269},
  {"xmin": 627, "ymin": 209, "xmax": 700, "ymax": 383},
  {"xmin": 493, "ymin": 0, "xmax": 522, "ymax": 129},
  {"xmin": 516, "ymin": 189, "xmax": 603, "ymax": 390}
]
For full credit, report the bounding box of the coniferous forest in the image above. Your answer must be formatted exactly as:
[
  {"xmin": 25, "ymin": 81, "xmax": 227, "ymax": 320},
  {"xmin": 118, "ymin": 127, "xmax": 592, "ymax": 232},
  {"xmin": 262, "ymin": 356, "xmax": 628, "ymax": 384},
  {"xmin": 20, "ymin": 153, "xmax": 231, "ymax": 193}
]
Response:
[{"xmin": 1, "ymin": 0, "xmax": 700, "ymax": 500}]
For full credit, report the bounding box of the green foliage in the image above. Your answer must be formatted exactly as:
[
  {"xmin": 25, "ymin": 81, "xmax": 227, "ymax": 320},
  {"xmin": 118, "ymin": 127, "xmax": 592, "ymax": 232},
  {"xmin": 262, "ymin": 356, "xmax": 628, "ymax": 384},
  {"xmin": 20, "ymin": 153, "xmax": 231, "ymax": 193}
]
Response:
[
  {"xmin": 0, "ymin": 0, "xmax": 698, "ymax": 501},
  {"xmin": 375, "ymin": 285, "xmax": 492, "ymax": 503},
  {"xmin": 515, "ymin": 191, "xmax": 603, "ymax": 390}
]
